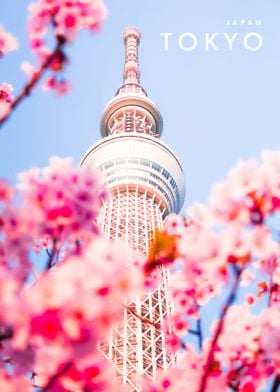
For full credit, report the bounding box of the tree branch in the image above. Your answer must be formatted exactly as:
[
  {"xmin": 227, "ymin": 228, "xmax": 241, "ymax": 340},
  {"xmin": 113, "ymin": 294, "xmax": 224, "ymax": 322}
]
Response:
[
  {"xmin": 46, "ymin": 238, "xmax": 58, "ymax": 270},
  {"xmin": 189, "ymin": 318, "xmax": 203, "ymax": 351},
  {"xmin": 0, "ymin": 327, "xmax": 13, "ymax": 342},
  {"xmin": 42, "ymin": 362, "xmax": 72, "ymax": 391},
  {"xmin": 0, "ymin": 37, "xmax": 66, "ymax": 130},
  {"xmin": 196, "ymin": 316, "xmax": 203, "ymax": 351},
  {"xmin": 271, "ymin": 374, "xmax": 280, "ymax": 392},
  {"xmin": 125, "ymin": 305, "xmax": 161, "ymax": 329},
  {"xmin": 197, "ymin": 266, "xmax": 242, "ymax": 392}
]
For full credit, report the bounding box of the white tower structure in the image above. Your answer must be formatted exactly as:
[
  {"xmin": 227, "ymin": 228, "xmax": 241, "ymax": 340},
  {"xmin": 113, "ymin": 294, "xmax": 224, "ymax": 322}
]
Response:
[{"xmin": 81, "ymin": 27, "xmax": 185, "ymax": 390}]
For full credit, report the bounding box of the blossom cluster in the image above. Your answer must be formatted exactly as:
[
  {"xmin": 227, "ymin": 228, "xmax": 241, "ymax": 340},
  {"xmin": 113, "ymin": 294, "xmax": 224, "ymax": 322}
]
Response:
[
  {"xmin": 0, "ymin": 25, "xmax": 18, "ymax": 57},
  {"xmin": 28, "ymin": 0, "xmax": 107, "ymax": 48},
  {"xmin": 145, "ymin": 151, "xmax": 280, "ymax": 391},
  {"xmin": 0, "ymin": 25, "xmax": 18, "ymax": 120},
  {"xmin": 0, "ymin": 82, "xmax": 14, "ymax": 118},
  {"xmin": 1, "ymin": 157, "xmax": 108, "ymax": 278},
  {"xmin": 0, "ymin": 1, "xmax": 107, "ymax": 123},
  {"xmin": 26, "ymin": 0, "xmax": 107, "ymax": 94},
  {"xmin": 0, "ymin": 238, "xmax": 140, "ymax": 390},
  {"xmin": 18, "ymin": 156, "xmax": 108, "ymax": 242},
  {"xmin": 0, "ymin": 157, "xmax": 145, "ymax": 390}
]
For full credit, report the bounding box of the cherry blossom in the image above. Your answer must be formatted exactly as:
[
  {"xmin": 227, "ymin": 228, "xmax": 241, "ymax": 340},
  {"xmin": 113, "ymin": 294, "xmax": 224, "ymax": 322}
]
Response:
[
  {"xmin": 18, "ymin": 156, "xmax": 108, "ymax": 245},
  {"xmin": 27, "ymin": 0, "xmax": 107, "ymax": 58},
  {"xmin": 0, "ymin": 1, "xmax": 107, "ymax": 130},
  {"xmin": 143, "ymin": 151, "xmax": 280, "ymax": 391},
  {"xmin": 143, "ymin": 347, "xmax": 227, "ymax": 392},
  {"xmin": 0, "ymin": 371, "xmax": 31, "ymax": 392},
  {"xmin": 22, "ymin": 238, "xmax": 142, "ymax": 388},
  {"xmin": 42, "ymin": 75, "xmax": 70, "ymax": 95},
  {"xmin": 0, "ymin": 83, "xmax": 13, "ymax": 118},
  {"xmin": 210, "ymin": 151, "xmax": 280, "ymax": 225},
  {"xmin": 20, "ymin": 61, "xmax": 38, "ymax": 81},
  {"xmin": 0, "ymin": 25, "xmax": 18, "ymax": 57}
]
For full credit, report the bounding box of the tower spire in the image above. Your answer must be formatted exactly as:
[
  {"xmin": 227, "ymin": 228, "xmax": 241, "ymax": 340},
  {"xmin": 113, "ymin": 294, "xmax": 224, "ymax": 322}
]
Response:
[
  {"xmin": 122, "ymin": 27, "xmax": 141, "ymax": 85},
  {"xmin": 100, "ymin": 26, "xmax": 163, "ymax": 138}
]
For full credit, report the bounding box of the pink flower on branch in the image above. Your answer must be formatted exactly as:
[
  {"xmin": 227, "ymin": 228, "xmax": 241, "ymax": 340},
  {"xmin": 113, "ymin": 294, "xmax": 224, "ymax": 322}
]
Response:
[
  {"xmin": 27, "ymin": 0, "xmax": 107, "ymax": 57},
  {"xmin": 0, "ymin": 157, "xmax": 108, "ymax": 277},
  {"xmin": 210, "ymin": 151, "xmax": 280, "ymax": 225},
  {"xmin": 0, "ymin": 371, "xmax": 31, "ymax": 392},
  {"xmin": 42, "ymin": 75, "xmax": 70, "ymax": 95},
  {"xmin": 0, "ymin": 83, "xmax": 13, "ymax": 118},
  {"xmin": 0, "ymin": 0, "xmax": 107, "ymax": 129},
  {"xmin": 141, "ymin": 151, "xmax": 280, "ymax": 391},
  {"xmin": 18, "ymin": 156, "xmax": 108, "ymax": 246},
  {"xmin": 0, "ymin": 25, "xmax": 18, "ymax": 57}
]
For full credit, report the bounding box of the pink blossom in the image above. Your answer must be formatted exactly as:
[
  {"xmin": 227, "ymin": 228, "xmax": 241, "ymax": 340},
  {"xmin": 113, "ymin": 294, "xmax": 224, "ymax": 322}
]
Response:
[
  {"xmin": 164, "ymin": 213, "xmax": 182, "ymax": 232},
  {"xmin": 0, "ymin": 371, "xmax": 31, "ymax": 392},
  {"xmin": 36, "ymin": 353, "xmax": 117, "ymax": 391},
  {"xmin": 241, "ymin": 269, "xmax": 255, "ymax": 287},
  {"xmin": 0, "ymin": 179, "xmax": 15, "ymax": 203},
  {"xmin": 18, "ymin": 156, "xmax": 108, "ymax": 243},
  {"xmin": 187, "ymin": 202, "xmax": 212, "ymax": 228},
  {"xmin": 259, "ymin": 308, "xmax": 280, "ymax": 368},
  {"xmin": 23, "ymin": 237, "xmax": 142, "ymax": 387},
  {"xmin": 210, "ymin": 153, "xmax": 280, "ymax": 225},
  {"xmin": 20, "ymin": 61, "xmax": 38, "ymax": 81},
  {"xmin": 169, "ymin": 224, "xmax": 226, "ymax": 316},
  {"xmin": 28, "ymin": 0, "xmax": 107, "ymax": 53},
  {"xmin": 0, "ymin": 83, "xmax": 13, "ymax": 118},
  {"xmin": 215, "ymin": 306, "xmax": 261, "ymax": 367},
  {"xmin": 166, "ymin": 313, "xmax": 189, "ymax": 338},
  {"xmin": 0, "ymin": 203, "xmax": 36, "ymax": 281},
  {"xmin": 0, "ymin": 25, "xmax": 18, "ymax": 57},
  {"xmin": 143, "ymin": 348, "xmax": 227, "ymax": 392},
  {"xmin": 42, "ymin": 75, "xmax": 70, "ymax": 95},
  {"xmin": 26, "ymin": 0, "xmax": 107, "ymax": 99}
]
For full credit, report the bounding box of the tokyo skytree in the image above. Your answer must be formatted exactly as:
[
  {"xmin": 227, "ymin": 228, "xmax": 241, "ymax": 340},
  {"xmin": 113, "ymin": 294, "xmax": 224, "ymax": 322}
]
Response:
[{"xmin": 81, "ymin": 27, "xmax": 185, "ymax": 390}]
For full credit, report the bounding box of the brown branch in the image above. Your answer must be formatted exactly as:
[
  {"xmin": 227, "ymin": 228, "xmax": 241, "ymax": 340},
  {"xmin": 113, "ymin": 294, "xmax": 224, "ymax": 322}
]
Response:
[
  {"xmin": 46, "ymin": 238, "xmax": 58, "ymax": 270},
  {"xmin": 42, "ymin": 362, "xmax": 72, "ymax": 391},
  {"xmin": 0, "ymin": 328, "xmax": 13, "ymax": 342},
  {"xmin": 271, "ymin": 374, "xmax": 280, "ymax": 392},
  {"xmin": 125, "ymin": 305, "xmax": 161, "ymax": 329},
  {"xmin": 197, "ymin": 266, "xmax": 242, "ymax": 392},
  {"xmin": 196, "ymin": 316, "xmax": 203, "ymax": 351},
  {"xmin": 0, "ymin": 37, "xmax": 66, "ymax": 130},
  {"xmin": 189, "ymin": 322, "xmax": 202, "ymax": 349}
]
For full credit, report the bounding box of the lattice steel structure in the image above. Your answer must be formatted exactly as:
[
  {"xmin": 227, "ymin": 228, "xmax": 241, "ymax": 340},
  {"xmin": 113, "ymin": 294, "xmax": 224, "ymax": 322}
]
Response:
[{"xmin": 81, "ymin": 27, "xmax": 185, "ymax": 390}]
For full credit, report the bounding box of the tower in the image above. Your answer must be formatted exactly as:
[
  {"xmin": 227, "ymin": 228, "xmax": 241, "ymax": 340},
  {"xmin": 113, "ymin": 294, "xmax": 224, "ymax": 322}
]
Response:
[{"xmin": 81, "ymin": 27, "xmax": 185, "ymax": 390}]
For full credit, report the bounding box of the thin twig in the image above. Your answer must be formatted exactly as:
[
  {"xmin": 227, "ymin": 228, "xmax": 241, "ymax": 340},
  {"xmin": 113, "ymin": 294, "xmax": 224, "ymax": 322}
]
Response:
[
  {"xmin": 0, "ymin": 37, "xmax": 65, "ymax": 130},
  {"xmin": 46, "ymin": 238, "xmax": 58, "ymax": 270},
  {"xmin": 125, "ymin": 305, "xmax": 161, "ymax": 329},
  {"xmin": 197, "ymin": 266, "xmax": 242, "ymax": 392},
  {"xmin": 196, "ymin": 316, "xmax": 203, "ymax": 351},
  {"xmin": 271, "ymin": 374, "xmax": 280, "ymax": 392},
  {"xmin": 42, "ymin": 362, "xmax": 72, "ymax": 391},
  {"xmin": 189, "ymin": 329, "xmax": 200, "ymax": 336},
  {"xmin": 0, "ymin": 328, "xmax": 13, "ymax": 342}
]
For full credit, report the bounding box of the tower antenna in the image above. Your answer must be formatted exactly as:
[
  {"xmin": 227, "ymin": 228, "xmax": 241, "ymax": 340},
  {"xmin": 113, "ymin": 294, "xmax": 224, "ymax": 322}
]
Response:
[{"xmin": 122, "ymin": 27, "xmax": 142, "ymax": 86}]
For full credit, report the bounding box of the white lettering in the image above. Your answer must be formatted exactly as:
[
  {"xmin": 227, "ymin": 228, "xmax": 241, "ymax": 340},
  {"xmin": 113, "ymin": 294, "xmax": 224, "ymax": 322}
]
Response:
[
  {"xmin": 178, "ymin": 33, "xmax": 198, "ymax": 51},
  {"xmin": 243, "ymin": 33, "xmax": 263, "ymax": 51},
  {"xmin": 205, "ymin": 33, "xmax": 219, "ymax": 51},
  {"xmin": 160, "ymin": 32, "xmax": 173, "ymax": 51},
  {"xmin": 224, "ymin": 33, "xmax": 238, "ymax": 51}
]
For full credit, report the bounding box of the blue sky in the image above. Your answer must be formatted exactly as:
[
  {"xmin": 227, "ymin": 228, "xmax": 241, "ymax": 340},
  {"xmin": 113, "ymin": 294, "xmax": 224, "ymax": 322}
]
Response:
[{"xmin": 1, "ymin": 0, "xmax": 280, "ymax": 211}]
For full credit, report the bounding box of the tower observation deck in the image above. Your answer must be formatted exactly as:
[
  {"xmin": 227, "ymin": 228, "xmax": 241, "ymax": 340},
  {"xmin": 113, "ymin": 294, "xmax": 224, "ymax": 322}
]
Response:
[{"xmin": 81, "ymin": 27, "xmax": 185, "ymax": 390}]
